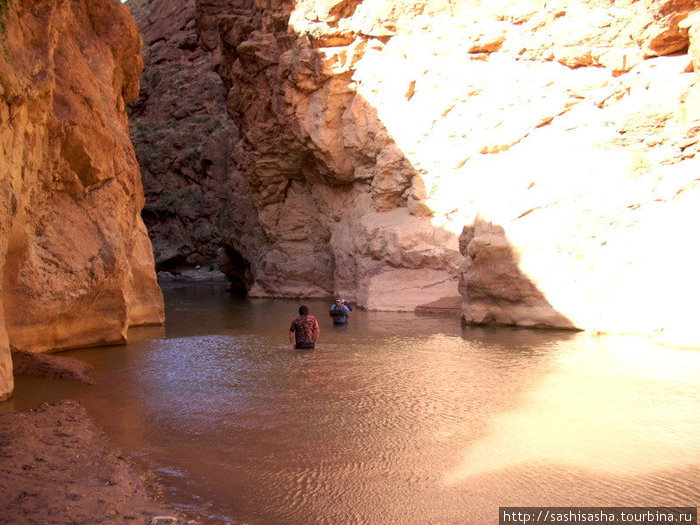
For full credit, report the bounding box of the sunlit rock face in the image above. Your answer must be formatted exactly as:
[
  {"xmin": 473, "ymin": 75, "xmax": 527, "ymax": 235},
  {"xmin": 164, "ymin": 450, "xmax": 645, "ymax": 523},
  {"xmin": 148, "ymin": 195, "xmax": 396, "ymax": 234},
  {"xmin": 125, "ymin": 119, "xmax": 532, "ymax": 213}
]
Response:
[
  {"xmin": 0, "ymin": 0, "xmax": 164, "ymax": 400},
  {"xmin": 221, "ymin": 0, "xmax": 700, "ymax": 338},
  {"xmin": 137, "ymin": 0, "xmax": 700, "ymax": 342}
]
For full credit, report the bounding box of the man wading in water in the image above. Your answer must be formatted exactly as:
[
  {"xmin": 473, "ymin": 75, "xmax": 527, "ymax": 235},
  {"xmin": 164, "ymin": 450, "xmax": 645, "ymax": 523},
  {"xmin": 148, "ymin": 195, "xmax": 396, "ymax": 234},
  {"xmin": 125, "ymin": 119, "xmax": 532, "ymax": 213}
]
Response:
[
  {"xmin": 289, "ymin": 305, "xmax": 320, "ymax": 350},
  {"xmin": 329, "ymin": 298, "xmax": 351, "ymax": 326}
]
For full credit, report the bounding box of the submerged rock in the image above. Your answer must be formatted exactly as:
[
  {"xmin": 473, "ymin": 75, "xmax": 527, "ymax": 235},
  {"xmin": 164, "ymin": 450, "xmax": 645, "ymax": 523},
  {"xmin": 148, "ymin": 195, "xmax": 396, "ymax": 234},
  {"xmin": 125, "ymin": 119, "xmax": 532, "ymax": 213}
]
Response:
[{"xmin": 11, "ymin": 350, "xmax": 94, "ymax": 385}]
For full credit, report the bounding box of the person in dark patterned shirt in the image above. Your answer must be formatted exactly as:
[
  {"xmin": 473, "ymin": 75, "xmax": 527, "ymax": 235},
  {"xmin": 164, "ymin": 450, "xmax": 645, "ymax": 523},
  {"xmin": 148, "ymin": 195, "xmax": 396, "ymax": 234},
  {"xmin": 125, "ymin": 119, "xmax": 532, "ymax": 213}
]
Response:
[{"xmin": 289, "ymin": 305, "xmax": 320, "ymax": 349}]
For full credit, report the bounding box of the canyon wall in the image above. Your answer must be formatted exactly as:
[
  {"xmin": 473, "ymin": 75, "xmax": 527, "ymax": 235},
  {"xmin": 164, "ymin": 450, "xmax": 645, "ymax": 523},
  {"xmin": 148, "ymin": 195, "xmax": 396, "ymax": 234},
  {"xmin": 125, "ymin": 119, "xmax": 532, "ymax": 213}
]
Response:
[
  {"xmin": 127, "ymin": 0, "xmax": 270, "ymax": 292},
  {"xmin": 133, "ymin": 0, "xmax": 700, "ymax": 344},
  {"xmin": 0, "ymin": 0, "xmax": 164, "ymax": 400}
]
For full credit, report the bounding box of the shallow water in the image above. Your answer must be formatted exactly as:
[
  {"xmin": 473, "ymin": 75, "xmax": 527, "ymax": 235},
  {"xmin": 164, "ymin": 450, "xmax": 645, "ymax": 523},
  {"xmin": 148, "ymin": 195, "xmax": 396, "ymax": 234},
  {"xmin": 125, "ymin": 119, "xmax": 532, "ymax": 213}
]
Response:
[{"xmin": 4, "ymin": 284, "xmax": 699, "ymax": 524}]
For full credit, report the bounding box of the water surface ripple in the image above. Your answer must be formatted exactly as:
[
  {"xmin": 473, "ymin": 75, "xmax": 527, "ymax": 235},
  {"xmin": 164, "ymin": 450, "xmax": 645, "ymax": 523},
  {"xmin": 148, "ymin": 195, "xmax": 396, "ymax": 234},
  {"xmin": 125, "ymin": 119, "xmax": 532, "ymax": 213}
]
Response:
[{"xmin": 4, "ymin": 284, "xmax": 699, "ymax": 524}]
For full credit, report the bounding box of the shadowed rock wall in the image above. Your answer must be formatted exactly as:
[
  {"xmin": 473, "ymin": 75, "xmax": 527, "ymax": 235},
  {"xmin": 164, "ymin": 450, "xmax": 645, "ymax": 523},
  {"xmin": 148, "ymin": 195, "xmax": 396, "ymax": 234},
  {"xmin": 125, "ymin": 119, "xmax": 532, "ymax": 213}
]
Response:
[
  {"xmin": 0, "ymin": 0, "xmax": 164, "ymax": 400},
  {"xmin": 127, "ymin": 0, "xmax": 269, "ymax": 291},
  {"xmin": 134, "ymin": 0, "xmax": 700, "ymax": 345}
]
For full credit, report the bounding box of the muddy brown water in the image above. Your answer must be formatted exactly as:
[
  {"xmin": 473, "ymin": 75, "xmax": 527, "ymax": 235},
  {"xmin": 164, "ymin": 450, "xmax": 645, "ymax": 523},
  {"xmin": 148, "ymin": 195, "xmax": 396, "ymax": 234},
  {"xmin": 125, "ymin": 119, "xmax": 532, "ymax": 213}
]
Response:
[{"xmin": 3, "ymin": 283, "xmax": 699, "ymax": 524}]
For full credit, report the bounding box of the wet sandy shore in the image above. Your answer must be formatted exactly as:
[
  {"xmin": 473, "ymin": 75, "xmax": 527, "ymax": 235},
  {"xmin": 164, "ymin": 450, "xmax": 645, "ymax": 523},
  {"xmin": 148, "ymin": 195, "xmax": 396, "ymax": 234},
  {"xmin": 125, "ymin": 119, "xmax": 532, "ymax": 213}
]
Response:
[{"xmin": 0, "ymin": 400, "xmax": 195, "ymax": 525}]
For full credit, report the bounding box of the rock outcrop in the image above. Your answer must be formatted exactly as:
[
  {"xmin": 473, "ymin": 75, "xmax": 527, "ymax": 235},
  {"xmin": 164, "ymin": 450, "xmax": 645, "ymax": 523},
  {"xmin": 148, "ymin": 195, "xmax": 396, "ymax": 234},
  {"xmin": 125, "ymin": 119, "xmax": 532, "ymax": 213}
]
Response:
[
  {"xmin": 131, "ymin": 0, "xmax": 463, "ymax": 306},
  {"xmin": 134, "ymin": 0, "xmax": 700, "ymax": 344},
  {"xmin": 0, "ymin": 0, "xmax": 164, "ymax": 400}
]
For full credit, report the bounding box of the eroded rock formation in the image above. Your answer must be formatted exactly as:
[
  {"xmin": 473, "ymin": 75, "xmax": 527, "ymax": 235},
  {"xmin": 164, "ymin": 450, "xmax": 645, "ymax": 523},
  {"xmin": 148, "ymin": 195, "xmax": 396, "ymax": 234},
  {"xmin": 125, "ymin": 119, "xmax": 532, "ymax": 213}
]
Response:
[
  {"xmin": 134, "ymin": 0, "xmax": 700, "ymax": 344},
  {"xmin": 131, "ymin": 0, "xmax": 463, "ymax": 306},
  {"xmin": 0, "ymin": 0, "xmax": 164, "ymax": 400}
]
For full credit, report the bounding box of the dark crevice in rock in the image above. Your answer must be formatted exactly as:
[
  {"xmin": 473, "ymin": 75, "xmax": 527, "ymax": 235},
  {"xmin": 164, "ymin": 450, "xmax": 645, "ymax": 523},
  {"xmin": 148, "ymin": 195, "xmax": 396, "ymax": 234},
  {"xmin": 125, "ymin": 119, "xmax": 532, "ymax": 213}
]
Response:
[{"xmin": 220, "ymin": 243, "xmax": 252, "ymax": 295}]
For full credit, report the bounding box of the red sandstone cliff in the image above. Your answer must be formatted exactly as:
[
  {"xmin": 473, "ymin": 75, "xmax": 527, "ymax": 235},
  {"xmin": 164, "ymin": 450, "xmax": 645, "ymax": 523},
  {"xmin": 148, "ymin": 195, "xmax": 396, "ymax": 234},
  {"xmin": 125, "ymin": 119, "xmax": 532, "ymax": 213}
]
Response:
[
  {"xmin": 134, "ymin": 0, "xmax": 700, "ymax": 346},
  {"xmin": 0, "ymin": 0, "xmax": 164, "ymax": 400}
]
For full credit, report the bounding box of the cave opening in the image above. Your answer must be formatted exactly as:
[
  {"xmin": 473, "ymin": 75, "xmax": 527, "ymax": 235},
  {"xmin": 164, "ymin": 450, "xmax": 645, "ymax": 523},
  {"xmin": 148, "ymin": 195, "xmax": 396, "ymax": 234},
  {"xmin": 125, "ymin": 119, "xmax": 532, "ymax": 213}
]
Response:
[
  {"xmin": 155, "ymin": 253, "xmax": 187, "ymax": 274},
  {"xmin": 220, "ymin": 244, "xmax": 252, "ymax": 296}
]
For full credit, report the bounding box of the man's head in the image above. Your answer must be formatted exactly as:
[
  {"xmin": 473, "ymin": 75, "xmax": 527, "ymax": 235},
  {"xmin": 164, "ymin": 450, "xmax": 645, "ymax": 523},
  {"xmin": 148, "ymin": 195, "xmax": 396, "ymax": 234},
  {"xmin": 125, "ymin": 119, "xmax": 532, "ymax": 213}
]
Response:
[
  {"xmin": 335, "ymin": 298, "xmax": 343, "ymax": 305},
  {"xmin": 299, "ymin": 305, "xmax": 309, "ymax": 316}
]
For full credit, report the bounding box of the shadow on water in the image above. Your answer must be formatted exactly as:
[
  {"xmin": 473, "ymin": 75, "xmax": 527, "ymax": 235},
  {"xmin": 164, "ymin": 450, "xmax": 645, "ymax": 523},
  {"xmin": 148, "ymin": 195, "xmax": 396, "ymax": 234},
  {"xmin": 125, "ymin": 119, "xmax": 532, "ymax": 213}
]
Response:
[{"xmin": 2, "ymin": 284, "xmax": 698, "ymax": 524}]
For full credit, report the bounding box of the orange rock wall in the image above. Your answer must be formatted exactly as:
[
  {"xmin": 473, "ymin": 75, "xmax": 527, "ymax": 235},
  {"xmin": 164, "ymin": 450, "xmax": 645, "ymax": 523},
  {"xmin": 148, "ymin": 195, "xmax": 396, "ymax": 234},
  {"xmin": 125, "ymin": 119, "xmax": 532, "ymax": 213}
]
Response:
[{"xmin": 0, "ymin": 0, "xmax": 164, "ymax": 400}]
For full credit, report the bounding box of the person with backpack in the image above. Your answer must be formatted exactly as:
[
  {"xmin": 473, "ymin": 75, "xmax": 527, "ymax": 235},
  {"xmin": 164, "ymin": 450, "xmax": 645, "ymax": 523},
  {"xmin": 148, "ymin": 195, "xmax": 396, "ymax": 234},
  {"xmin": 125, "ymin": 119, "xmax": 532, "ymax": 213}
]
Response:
[{"xmin": 329, "ymin": 298, "xmax": 351, "ymax": 326}]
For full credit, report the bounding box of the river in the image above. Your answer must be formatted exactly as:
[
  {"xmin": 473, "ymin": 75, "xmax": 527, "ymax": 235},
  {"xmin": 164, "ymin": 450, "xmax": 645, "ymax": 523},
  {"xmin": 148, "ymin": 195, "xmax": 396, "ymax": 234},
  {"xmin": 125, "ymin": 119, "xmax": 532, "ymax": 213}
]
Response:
[{"xmin": 4, "ymin": 283, "xmax": 699, "ymax": 524}]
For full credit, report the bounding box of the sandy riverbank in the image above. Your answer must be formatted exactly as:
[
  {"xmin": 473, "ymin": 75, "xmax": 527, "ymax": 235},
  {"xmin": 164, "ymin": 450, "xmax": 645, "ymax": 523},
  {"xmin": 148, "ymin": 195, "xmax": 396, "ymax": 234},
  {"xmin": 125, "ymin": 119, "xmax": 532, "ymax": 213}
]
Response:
[{"xmin": 0, "ymin": 400, "xmax": 196, "ymax": 525}]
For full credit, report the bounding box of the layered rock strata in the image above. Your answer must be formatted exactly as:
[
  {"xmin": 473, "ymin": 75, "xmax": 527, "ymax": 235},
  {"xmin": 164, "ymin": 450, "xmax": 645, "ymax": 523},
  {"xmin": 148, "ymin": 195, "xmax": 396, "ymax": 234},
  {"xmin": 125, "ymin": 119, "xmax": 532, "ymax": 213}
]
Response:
[
  {"xmin": 203, "ymin": 0, "xmax": 466, "ymax": 305},
  {"xmin": 0, "ymin": 0, "xmax": 164, "ymax": 400},
  {"xmin": 136, "ymin": 0, "xmax": 700, "ymax": 344}
]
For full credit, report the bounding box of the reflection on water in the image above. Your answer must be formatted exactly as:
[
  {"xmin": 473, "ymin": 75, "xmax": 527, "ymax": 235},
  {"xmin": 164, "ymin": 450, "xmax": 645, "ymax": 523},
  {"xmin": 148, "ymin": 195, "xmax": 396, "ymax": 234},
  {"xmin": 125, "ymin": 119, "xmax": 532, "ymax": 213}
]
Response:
[
  {"xmin": 446, "ymin": 335, "xmax": 700, "ymax": 481},
  {"xmin": 3, "ymin": 284, "xmax": 699, "ymax": 524}
]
